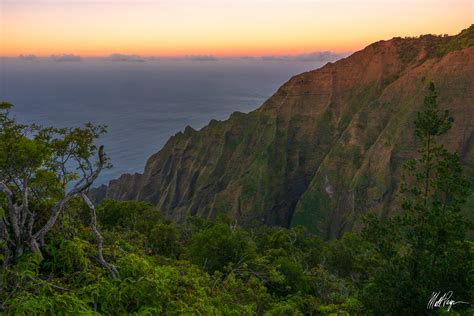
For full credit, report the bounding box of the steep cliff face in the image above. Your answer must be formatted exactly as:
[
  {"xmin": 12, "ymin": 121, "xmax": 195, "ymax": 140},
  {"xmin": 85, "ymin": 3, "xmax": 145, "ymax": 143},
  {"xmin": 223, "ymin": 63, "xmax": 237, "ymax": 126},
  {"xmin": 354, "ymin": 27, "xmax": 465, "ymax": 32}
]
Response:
[{"xmin": 92, "ymin": 26, "xmax": 474, "ymax": 238}]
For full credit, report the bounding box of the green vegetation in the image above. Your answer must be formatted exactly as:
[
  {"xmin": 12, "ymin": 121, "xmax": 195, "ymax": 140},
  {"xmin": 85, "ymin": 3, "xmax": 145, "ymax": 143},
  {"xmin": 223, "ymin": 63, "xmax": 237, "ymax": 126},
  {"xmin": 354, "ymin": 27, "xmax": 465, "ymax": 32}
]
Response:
[
  {"xmin": 436, "ymin": 25, "xmax": 474, "ymax": 57},
  {"xmin": 359, "ymin": 83, "xmax": 473, "ymax": 314},
  {"xmin": 396, "ymin": 25, "xmax": 474, "ymax": 65},
  {"xmin": 1, "ymin": 83, "xmax": 473, "ymax": 315}
]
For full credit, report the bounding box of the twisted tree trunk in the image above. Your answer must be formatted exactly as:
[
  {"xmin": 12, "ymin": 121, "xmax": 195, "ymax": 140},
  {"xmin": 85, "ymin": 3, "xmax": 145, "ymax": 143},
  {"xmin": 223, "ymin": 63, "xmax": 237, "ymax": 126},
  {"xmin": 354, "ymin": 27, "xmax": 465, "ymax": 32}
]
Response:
[
  {"xmin": 81, "ymin": 193, "xmax": 119, "ymax": 278},
  {"xmin": 0, "ymin": 146, "xmax": 117, "ymax": 277}
]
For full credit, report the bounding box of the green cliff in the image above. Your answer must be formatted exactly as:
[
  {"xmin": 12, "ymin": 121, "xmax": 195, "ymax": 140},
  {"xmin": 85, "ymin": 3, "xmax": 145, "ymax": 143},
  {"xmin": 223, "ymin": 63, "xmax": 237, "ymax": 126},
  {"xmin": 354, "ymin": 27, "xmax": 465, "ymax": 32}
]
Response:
[{"xmin": 92, "ymin": 26, "xmax": 474, "ymax": 238}]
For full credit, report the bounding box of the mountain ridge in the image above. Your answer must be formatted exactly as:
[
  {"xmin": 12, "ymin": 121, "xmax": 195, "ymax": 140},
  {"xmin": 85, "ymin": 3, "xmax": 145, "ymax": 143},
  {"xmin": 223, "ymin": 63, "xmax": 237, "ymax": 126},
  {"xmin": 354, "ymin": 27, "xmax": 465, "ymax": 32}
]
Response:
[{"xmin": 91, "ymin": 26, "xmax": 474, "ymax": 238}]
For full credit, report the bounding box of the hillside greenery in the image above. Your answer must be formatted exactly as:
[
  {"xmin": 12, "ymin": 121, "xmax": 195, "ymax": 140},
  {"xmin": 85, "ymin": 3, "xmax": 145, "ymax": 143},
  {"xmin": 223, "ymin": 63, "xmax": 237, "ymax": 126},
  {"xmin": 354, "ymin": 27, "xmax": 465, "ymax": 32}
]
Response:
[{"xmin": 1, "ymin": 83, "xmax": 473, "ymax": 315}]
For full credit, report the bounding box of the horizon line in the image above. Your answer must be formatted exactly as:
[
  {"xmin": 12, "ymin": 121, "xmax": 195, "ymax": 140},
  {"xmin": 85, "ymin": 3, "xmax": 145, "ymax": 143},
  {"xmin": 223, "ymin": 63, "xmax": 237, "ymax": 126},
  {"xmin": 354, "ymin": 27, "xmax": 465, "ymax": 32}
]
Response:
[{"xmin": 1, "ymin": 50, "xmax": 354, "ymax": 60}]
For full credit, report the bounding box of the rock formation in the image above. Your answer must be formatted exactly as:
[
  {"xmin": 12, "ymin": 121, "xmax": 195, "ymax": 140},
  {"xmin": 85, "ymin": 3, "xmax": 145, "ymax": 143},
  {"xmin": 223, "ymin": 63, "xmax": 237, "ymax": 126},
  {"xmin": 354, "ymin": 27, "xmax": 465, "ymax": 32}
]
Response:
[{"xmin": 91, "ymin": 26, "xmax": 474, "ymax": 239}]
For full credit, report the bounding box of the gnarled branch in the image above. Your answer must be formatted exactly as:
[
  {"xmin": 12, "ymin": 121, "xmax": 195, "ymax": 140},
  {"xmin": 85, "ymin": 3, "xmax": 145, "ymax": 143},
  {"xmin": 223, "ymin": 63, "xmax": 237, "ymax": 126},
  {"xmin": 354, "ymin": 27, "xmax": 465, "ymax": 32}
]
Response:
[
  {"xmin": 33, "ymin": 146, "xmax": 106, "ymax": 243},
  {"xmin": 0, "ymin": 182, "xmax": 21, "ymax": 254},
  {"xmin": 81, "ymin": 193, "xmax": 119, "ymax": 279}
]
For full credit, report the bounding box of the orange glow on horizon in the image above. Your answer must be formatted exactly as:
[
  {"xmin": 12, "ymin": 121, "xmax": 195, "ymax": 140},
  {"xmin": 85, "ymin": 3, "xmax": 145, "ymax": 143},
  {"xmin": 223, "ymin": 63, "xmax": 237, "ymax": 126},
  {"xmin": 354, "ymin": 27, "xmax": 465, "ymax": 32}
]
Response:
[{"xmin": 1, "ymin": 0, "xmax": 472, "ymax": 57}]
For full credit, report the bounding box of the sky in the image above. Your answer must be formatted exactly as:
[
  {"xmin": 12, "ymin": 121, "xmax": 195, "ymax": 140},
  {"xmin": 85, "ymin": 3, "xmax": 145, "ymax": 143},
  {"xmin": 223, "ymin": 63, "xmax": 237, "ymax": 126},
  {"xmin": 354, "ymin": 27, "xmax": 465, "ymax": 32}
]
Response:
[{"xmin": 1, "ymin": 0, "xmax": 472, "ymax": 57}]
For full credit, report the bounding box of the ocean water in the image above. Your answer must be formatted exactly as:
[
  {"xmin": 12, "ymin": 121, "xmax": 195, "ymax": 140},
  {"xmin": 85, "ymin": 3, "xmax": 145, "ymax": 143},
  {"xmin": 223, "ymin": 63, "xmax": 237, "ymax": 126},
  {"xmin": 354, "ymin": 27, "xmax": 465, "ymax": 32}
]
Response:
[{"xmin": 1, "ymin": 58, "xmax": 329, "ymax": 184}]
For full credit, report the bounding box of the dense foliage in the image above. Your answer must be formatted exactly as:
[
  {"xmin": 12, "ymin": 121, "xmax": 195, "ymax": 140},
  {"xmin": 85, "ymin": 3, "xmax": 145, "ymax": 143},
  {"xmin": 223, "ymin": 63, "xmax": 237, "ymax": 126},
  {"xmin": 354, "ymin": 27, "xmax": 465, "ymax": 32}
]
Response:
[
  {"xmin": 0, "ymin": 100, "xmax": 110, "ymax": 265},
  {"xmin": 1, "ymin": 83, "xmax": 472, "ymax": 315}
]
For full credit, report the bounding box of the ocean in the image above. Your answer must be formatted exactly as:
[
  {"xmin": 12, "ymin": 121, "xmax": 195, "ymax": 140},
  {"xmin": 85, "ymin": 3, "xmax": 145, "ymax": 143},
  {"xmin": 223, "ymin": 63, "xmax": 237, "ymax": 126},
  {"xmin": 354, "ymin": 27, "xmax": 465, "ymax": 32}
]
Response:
[{"xmin": 1, "ymin": 58, "xmax": 330, "ymax": 185}]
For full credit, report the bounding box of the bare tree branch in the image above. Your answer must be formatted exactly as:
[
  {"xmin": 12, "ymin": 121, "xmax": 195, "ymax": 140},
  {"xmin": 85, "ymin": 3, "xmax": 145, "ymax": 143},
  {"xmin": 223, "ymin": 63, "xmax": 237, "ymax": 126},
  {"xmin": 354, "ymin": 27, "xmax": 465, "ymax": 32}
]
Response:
[
  {"xmin": 20, "ymin": 177, "xmax": 29, "ymax": 229},
  {"xmin": 33, "ymin": 146, "xmax": 106, "ymax": 243},
  {"xmin": 0, "ymin": 217, "xmax": 13, "ymax": 266},
  {"xmin": 0, "ymin": 182, "xmax": 21, "ymax": 254},
  {"xmin": 81, "ymin": 193, "xmax": 119, "ymax": 279},
  {"xmin": 0, "ymin": 182, "xmax": 14, "ymax": 210}
]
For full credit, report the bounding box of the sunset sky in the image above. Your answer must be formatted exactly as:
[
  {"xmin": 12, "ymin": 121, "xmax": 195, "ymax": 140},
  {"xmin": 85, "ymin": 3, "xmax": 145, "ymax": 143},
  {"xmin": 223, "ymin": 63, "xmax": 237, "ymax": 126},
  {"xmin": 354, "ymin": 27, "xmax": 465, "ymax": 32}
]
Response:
[{"xmin": 1, "ymin": 0, "xmax": 472, "ymax": 57}]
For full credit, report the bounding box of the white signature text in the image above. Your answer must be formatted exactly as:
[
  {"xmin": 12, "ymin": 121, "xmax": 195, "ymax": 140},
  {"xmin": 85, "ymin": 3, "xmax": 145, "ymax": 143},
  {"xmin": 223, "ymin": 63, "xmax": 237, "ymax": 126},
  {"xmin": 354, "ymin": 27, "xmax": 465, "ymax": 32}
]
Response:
[{"xmin": 427, "ymin": 291, "xmax": 469, "ymax": 311}]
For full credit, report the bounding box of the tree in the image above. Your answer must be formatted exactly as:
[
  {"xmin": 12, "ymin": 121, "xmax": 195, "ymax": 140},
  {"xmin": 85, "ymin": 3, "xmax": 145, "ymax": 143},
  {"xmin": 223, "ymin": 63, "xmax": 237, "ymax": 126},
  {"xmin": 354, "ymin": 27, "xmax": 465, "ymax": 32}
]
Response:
[
  {"xmin": 0, "ymin": 102, "xmax": 117, "ymax": 277},
  {"xmin": 188, "ymin": 223, "xmax": 256, "ymax": 273},
  {"xmin": 360, "ymin": 82, "xmax": 473, "ymax": 314}
]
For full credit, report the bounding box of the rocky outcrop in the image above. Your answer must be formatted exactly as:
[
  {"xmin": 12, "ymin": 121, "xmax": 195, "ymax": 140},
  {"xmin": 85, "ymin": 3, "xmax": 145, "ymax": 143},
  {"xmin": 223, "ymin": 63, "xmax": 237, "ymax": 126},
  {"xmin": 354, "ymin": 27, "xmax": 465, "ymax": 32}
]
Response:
[{"xmin": 91, "ymin": 26, "xmax": 474, "ymax": 239}]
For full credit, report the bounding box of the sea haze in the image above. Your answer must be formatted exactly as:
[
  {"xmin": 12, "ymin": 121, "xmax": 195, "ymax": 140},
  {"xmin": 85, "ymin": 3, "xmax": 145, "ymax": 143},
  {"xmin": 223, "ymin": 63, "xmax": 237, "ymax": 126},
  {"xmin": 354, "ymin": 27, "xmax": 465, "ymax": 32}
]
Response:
[{"xmin": 1, "ymin": 58, "xmax": 333, "ymax": 184}]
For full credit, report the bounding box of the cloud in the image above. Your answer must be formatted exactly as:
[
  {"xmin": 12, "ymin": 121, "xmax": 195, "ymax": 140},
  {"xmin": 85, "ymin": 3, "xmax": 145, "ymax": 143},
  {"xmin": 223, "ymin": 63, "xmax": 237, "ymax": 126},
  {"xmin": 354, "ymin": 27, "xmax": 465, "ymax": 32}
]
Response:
[
  {"xmin": 238, "ymin": 56, "xmax": 257, "ymax": 60},
  {"xmin": 166, "ymin": 57, "xmax": 185, "ymax": 61},
  {"xmin": 186, "ymin": 55, "xmax": 219, "ymax": 61},
  {"xmin": 104, "ymin": 53, "xmax": 145, "ymax": 62},
  {"xmin": 260, "ymin": 51, "xmax": 349, "ymax": 62},
  {"xmin": 260, "ymin": 55, "xmax": 289, "ymax": 61},
  {"xmin": 51, "ymin": 54, "xmax": 82, "ymax": 62},
  {"xmin": 293, "ymin": 51, "xmax": 348, "ymax": 62},
  {"xmin": 18, "ymin": 54, "xmax": 38, "ymax": 61}
]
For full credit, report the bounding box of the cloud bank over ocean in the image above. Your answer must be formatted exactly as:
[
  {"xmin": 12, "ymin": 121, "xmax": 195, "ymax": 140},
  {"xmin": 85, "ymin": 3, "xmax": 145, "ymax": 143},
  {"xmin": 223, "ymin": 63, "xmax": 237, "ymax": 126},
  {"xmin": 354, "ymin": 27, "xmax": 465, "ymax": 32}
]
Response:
[
  {"xmin": 14, "ymin": 51, "xmax": 350, "ymax": 63},
  {"xmin": 18, "ymin": 54, "xmax": 38, "ymax": 61},
  {"xmin": 51, "ymin": 54, "xmax": 82, "ymax": 62},
  {"xmin": 186, "ymin": 55, "xmax": 220, "ymax": 62},
  {"xmin": 260, "ymin": 51, "xmax": 349, "ymax": 62},
  {"xmin": 104, "ymin": 54, "xmax": 146, "ymax": 62}
]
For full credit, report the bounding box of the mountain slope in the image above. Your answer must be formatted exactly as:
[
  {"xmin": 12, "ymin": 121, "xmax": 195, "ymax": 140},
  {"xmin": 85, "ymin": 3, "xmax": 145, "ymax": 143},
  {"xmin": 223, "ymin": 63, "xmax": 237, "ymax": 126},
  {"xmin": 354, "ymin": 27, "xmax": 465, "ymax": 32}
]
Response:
[{"xmin": 91, "ymin": 26, "xmax": 474, "ymax": 238}]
